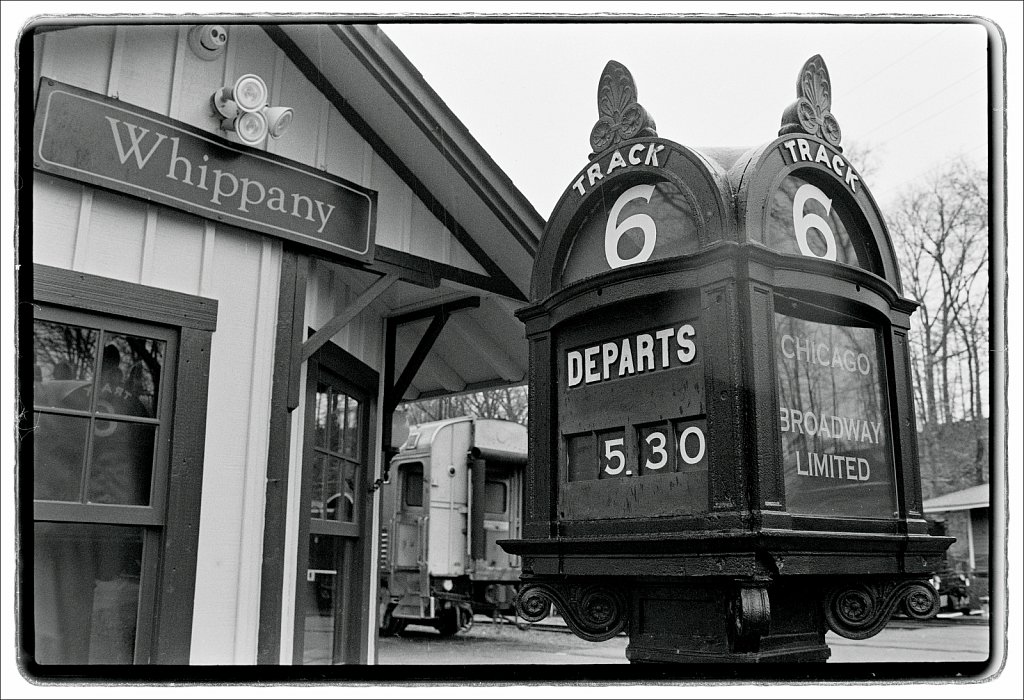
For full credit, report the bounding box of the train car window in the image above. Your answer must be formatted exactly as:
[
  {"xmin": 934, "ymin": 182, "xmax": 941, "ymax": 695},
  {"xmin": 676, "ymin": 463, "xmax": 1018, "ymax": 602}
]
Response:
[
  {"xmin": 403, "ymin": 464, "xmax": 424, "ymax": 508},
  {"xmin": 484, "ymin": 480, "xmax": 507, "ymax": 515}
]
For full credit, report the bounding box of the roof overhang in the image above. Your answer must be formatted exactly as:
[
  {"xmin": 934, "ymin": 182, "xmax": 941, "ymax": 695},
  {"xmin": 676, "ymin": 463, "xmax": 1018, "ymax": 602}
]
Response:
[{"xmin": 270, "ymin": 23, "xmax": 544, "ymax": 401}]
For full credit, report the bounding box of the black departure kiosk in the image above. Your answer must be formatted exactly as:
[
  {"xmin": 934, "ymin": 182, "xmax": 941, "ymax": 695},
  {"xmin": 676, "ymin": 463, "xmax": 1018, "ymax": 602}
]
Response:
[{"xmin": 500, "ymin": 56, "xmax": 953, "ymax": 663}]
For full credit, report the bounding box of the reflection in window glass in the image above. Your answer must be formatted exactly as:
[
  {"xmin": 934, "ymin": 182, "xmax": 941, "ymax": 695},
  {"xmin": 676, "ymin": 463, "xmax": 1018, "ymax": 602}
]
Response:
[
  {"xmin": 329, "ymin": 458, "xmax": 356, "ymax": 523},
  {"xmin": 302, "ymin": 534, "xmax": 341, "ymax": 664},
  {"xmin": 328, "ymin": 391, "xmax": 343, "ymax": 454},
  {"xmin": 94, "ymin": 334, "xmax": 164, "ymax": 418},
  {"xmin": 34, "ymin": 522, "xmax": 143, "ymax": 664},
  {"xmin": 484, "ymin": 481, "xmax": 507, "ymax": 515},
  {"xmin": 774, "ymin": 311, "xmax": 895, "ymax": 519},
  {"xmin": 343, "ymin": 396, "xmax": 360, "ymax": 459},
  {"xmin": 561, "ymin": 181, "xmax": 700, "ymax": 287},
  {"xmin": 314, "ymin": 386, "xmax": 329, "ymax": 449},
  {"xmin": 311, "ymin": 453, "xmax": 327, "ymax": 519},
  {"xmin": 33, "ymin": 320, "xmax": 99, "ymax": 410},
  {"xmin": 33, "ymin": 413, "xmax": 89, "ymax": 502},
  {"xmin": 765, "ymin": 175, "xmax": 861, "ymax": 268},
  {"xmin": 87, "ymin": 421, "xmax": 156, "ymax": 505}
]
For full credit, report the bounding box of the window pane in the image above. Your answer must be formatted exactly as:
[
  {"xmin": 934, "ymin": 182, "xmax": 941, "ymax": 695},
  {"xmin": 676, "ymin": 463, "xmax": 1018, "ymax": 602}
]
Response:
[
  {"xmin": 87, "ymin": 421, "xmax": 156, "ymax": 505},
  {"xmin": 774, "ymin": 312, "xmax": 895, "ymax": 519},
  {"xmin": 310, "ymin": 452, "xmax": 327, "ymax": 519},
  {"xmin": 34, "ymin": 320, "xmax": 98, "ymax": 411},
  {"xmin": 314, "ymin": 385, "xmax": 329, "ymax": 449},
  {"xmin": 328, "ymin": 390, "xmax": 343, "ymax": 454},
  {"xmin": 95, "ymin": 334, "xmax": 165, "ymax": 418},
  {"xmin": 403, "ymin": 464, "xmax": 423, "ymax": 508},
  {"xmin": 325, "ymin": 457, "xmax": 356, "ymax": 523},
  {"xmin": 342, "ymin": 396, "xmax": 360, "ymax": 459},
  {"xmin": 484, "ymin": 481, "xmax": 507, "ymax": 515},
  {"xmin": 766, "ymin": 175, "xmax": 861, "ymax": 268},
  {"xmin": 302, "ymin": 534, "xmax": 340, "ymax": 664},
  {"xmin": 33, "ymin": 412, "xmax": 89, "ymax": 502},
  {"xmin": 34, "ymin": 522, "xmax": 143, "ymax": 664}
]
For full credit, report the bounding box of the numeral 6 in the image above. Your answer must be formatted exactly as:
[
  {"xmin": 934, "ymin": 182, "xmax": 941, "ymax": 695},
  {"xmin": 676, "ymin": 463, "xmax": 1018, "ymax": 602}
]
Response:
[{"xmin": 605, "ymin": 184, "xmax": 657, "ymax": 268}]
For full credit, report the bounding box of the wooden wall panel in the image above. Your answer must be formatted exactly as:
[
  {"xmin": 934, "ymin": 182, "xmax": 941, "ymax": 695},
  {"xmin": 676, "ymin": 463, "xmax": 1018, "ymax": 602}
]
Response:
[
  {"xmin": 271, "ymin": 58, "xmax": 324, "ymax": 168},
  {"xmin": 188, "ymin": 224, "xmax": 264, "ymax": 663},
  {"xmin": 116, "ymin": 26, "xmax": 177, "ymax": 113},
  {"xmin": 148, "ymin": 207, "xmax": 206, "ymax": 294},
  {"xmin": 172, "ymin": 32, "xmax": 228, "ymax": 134},
  {"xmin": 31, "ymin": 174, "xmax": 81, "ymax": 269},
  {"xmin": 369, "ymin": 153, "xmax": 411, "ymax": 250},
  {"xmin": 37, "ymin": 25, "xmax": 115, "ymax": 95},
  {"xmin": 227, "ymin": 25, "xmax": 278, "ymax": 89},
  {"xmin": 232, "ymin": 237, "xmax": 281, "ymax": 663},
  {"xmin": 81, "ymin": 188, "xmax": 146, "ymax": 282},
  {"xmin": 323, "ymin": 106, "xmax": 368, "ymax": 186},
  {"xmin": 409, "ymin": 195, "xmax": 448, "ymax": 264}
]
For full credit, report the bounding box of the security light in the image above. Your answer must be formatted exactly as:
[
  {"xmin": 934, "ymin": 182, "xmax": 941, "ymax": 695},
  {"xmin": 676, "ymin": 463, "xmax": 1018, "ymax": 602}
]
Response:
[
  {"xmin": 212, "ymin": 74, "xmax": 293, "ymax": 144},
  {"xmin": 263, "ymin": 106, "xmax": 294, "ymax": 139},
  {"xmin": 222, "ymin": 110, "xmax": 268, "ymax": 147},
  {"xmin": 212, "ymin": 74, "xmax": 268, "ymax": 118}
]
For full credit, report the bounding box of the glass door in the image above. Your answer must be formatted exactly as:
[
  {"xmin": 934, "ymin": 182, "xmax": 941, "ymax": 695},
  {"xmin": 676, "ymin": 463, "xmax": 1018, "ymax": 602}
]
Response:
[{"xmin": 293, "ymin": 348, "xmax": 375, "ymax": 665}]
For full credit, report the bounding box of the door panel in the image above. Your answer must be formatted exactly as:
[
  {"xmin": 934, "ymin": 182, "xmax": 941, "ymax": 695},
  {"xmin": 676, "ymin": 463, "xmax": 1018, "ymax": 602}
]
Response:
[{"xmin": 293, "ymin": 344, "xmax": 377, "ymax": 665}]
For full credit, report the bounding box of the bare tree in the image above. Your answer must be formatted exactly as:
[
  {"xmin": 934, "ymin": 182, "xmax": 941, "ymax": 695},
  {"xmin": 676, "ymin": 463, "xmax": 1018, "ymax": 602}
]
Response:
[
  {"xmin": 842, "ymin": 139, "xmax": 884, "ymax": 181},
  {"xmin": 886, "ymin": 155, "xmax": 989, "ymax": 496},
  {"xmin": 403, "ymin": 385, "xmax": 528, "ymax": 427}
]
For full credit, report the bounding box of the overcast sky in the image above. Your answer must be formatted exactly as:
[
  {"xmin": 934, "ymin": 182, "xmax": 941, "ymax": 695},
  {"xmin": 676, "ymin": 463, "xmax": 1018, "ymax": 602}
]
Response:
[{"xmin": 383, "ymin": 19, "xmax": 991, "ymax": 218}]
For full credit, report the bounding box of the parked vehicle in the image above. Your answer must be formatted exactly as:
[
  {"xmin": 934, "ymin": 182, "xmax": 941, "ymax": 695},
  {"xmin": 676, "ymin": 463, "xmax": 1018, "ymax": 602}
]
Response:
[
  {"xmin": 378, "ymin": 417, "xmax": 526, "ymax": 636},
  {"xmin": 930, "ymin": 569, "xmax": 974, "ymax": 614}
]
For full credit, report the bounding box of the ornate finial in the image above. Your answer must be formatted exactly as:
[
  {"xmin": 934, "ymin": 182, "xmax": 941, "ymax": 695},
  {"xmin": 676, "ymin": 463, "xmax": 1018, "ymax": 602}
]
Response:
[
  {"xmin": 779, "ymin": 54, "xmax": 842, "ymax": 149},
  {"xmin": 589, "ymin": 60, "xmax": 658, "ymax": 155}
]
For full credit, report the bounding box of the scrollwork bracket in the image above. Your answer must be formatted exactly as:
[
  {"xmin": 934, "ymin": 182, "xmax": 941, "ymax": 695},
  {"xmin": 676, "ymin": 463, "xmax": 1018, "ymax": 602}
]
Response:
[
  {"xmin": 824, "ymin": 578, "xmax": 940, "ymax": 640},
  {"xmin": 516, "ymin": 581, "xmax": 628, "ymax": 642}
]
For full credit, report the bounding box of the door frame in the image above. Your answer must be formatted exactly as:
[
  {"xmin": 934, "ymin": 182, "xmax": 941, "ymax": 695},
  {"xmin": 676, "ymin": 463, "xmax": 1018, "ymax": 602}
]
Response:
[{"xmin": 291, "ymin": 340, "xmax": 378, "ymax": 665}]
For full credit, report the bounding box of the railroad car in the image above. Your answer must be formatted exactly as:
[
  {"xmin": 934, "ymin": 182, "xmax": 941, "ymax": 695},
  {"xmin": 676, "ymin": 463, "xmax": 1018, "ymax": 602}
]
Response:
[{"xmin": 378, "ymin": 417, "xmax": 527, "ymax": 636}]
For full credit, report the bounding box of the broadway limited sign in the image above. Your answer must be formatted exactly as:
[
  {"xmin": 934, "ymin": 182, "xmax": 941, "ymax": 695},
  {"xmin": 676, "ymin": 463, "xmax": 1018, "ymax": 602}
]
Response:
[{"xmin": 34, "ymin": 79, "xmax": 376, "ymax": 263}]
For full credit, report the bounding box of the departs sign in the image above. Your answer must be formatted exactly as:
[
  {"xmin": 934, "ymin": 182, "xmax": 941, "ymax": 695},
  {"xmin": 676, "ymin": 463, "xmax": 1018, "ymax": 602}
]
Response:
[
  {"xmin": 556, "ymin": 293, "xmax": 708, "ymax": 521},
  {"xmin": 774, "ymin": 311, "xmax": 896, "ymax": 519},
  {"xmin": 33, "ymin": 79, "xmax": 376, "ymax": 263}
]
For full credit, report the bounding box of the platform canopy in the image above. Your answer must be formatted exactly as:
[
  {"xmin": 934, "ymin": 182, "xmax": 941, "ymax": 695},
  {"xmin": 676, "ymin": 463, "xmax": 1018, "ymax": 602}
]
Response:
[
  {"xmin": 922, "ymin": 484, "xmax": 990, "ymax": 514},
  {"xmin": 272, "ymin": 24, "xmax": 544, "ymax": 400}
]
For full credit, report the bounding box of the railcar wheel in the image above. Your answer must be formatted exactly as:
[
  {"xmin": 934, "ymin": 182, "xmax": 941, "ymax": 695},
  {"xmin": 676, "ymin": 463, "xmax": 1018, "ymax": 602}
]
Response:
[
  {"xmin": 379, "ymin": 605, "xmax": 406, "ymax": 637},
  {"xmin": 435, "ymin": 609, "xmax": 460, "ymax": 637}
]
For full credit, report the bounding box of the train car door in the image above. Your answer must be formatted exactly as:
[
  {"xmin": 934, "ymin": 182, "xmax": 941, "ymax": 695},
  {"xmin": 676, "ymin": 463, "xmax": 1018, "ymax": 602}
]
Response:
[
  {"xmin": 393, "ymin": 461, "xmax": 427, "ymax": 576},
  {"xmin": 482, "ymin": 463, "xmax": 519, "ymax": 571}
]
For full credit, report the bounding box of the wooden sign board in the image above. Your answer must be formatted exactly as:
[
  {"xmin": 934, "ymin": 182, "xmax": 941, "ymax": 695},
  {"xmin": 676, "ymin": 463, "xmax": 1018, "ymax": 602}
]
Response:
[{"xmin": 34, "ymin": 79, "xmax": 377, "ymax": 264}]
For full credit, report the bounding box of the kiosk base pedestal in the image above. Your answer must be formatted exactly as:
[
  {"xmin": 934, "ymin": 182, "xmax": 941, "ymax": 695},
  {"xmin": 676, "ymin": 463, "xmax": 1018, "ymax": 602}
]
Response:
[{"xmin": 624, "ymin": 580, "xmax": 831, "ymax": 664}]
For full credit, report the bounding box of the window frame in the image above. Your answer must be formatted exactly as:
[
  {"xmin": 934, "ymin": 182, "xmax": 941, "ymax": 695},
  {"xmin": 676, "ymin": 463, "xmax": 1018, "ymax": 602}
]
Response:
[
  {"xmin": 24, "ymin": 265, "xmax": 217, "ymax": 667},
  {"xmin": 32, "ymin": 305, "xmax": 178, "ymax": 524}
]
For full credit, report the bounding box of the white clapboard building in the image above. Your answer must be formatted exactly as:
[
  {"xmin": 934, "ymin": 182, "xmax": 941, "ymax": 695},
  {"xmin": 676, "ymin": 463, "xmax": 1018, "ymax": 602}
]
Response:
[{"xmin": 25, "ymin": 21, "xmax": 541, "ymax": 666}]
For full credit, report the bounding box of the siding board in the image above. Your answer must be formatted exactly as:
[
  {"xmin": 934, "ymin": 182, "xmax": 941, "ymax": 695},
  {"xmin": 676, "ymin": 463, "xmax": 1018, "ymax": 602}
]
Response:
[
  {"xmin": 32, "ymin": 174, "xmax": 82, "ymax": 269},
  {"xmin": 150, "ymin": 206, "xmax": 206, "ymax": 294},
  {"xmin": 272, "ymin": 59, "xmax": 322, "ymax": 167},
  {"xmin": 38, "ymin": 25, "xmax": 115, "ymax": 95},
  {"xmin": 118, "ymin": 26, "xmax": 177, "ymax": 114},
  {"xmin": 189, "ymin": 224, "xmax": 265, "ymax": 663},
  {"xmin": 323, "ymin": 106, "xmax": 366, "ymax": 185},
  {"xmin": 174, "ymin": 40, "xmax": 227, "ymax": 136},
  {"xmin": 82, "ymin": 188, "xmax": 146, "ymax": 282}
]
